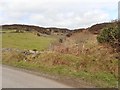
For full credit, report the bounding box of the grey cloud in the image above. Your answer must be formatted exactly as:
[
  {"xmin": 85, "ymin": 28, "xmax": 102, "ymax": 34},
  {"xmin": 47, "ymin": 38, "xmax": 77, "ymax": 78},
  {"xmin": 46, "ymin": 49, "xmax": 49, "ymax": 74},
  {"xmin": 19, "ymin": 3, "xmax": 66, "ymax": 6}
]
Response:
[{"xmin": 0, "ymin": 0, "xmax": 119, "ymax": 29}]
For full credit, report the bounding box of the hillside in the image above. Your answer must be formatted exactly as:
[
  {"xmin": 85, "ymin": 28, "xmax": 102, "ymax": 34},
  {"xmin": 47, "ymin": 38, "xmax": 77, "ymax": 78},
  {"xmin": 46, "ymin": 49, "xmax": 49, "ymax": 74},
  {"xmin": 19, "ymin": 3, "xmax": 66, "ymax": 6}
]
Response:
[
  {"xmin": 2, "ymin": 21, "xmax": 119, "ymax": 88},
  {"xmin": 2, "ymin": 24, "xmax": 71, "ymax": 36},
  {"xmin": 2, "ymin": 21, "xmax": 118, "ymax": 35}
]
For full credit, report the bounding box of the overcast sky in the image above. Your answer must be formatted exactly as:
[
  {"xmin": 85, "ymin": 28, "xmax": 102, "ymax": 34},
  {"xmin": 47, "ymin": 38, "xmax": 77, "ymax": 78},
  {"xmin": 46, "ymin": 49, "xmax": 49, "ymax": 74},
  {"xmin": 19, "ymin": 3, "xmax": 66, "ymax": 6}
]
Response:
[{"xmin": 0, "ymin": 0, "xmax": 119, "ymax": 29}]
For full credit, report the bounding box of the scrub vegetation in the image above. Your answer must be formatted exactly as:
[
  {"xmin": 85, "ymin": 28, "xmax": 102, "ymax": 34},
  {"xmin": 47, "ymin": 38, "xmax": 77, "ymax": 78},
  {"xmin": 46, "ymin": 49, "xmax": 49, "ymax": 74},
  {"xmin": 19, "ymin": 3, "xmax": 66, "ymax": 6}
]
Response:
[{"xmin": 2, "ymin": 21, "xmax": 119, "ymax": 88}]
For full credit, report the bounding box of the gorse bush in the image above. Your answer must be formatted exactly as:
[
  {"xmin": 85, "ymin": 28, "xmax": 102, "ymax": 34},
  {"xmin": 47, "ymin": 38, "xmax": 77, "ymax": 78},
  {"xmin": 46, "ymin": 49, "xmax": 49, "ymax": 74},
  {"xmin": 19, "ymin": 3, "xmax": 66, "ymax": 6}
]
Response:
[{"xmin": 97, "ymin": 23, "xmax": 120, "ymax": 52}]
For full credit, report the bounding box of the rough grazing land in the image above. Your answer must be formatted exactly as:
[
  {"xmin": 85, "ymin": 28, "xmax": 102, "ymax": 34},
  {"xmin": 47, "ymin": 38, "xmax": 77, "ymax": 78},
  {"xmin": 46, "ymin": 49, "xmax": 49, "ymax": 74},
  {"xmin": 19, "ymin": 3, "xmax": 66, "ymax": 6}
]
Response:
[
  {"xmin": 2, "ymin": 32, "xmax": 56, "ymax": 51},
  {"xmin": 2, "ymin": 22, "xmax": 119, "ymax": 88}
]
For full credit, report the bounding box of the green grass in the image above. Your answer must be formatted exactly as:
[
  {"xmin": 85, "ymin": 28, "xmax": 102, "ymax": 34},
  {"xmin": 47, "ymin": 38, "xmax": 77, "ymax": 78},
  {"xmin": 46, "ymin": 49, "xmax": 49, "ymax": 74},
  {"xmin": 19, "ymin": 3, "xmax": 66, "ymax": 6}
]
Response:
[
  {"xmin": 1, "ymin": 29, "xmax": 16, "ymax": 33},
  {"xmin": 2, "ymin": 32, "xmax": 56, "ymax": 50},
  {"xmin": 0, "ymin": 34, "xmax": 2, "ymax": 48}
]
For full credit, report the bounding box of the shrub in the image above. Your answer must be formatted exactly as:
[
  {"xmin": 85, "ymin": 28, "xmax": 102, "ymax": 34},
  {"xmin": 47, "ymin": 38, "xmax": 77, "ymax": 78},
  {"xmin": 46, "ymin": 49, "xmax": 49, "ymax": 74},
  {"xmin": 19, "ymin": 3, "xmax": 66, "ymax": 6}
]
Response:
[
  {"xmin": 59, "ymin": 38, "xmax": 63, "ymax": 43},
  {"xmin": 97, "ymin": 23, "xmax": 120, "ymax": 52},
  {"xmin": 66, "ymin": 33, "xmax": 72, "ymax": 37}
]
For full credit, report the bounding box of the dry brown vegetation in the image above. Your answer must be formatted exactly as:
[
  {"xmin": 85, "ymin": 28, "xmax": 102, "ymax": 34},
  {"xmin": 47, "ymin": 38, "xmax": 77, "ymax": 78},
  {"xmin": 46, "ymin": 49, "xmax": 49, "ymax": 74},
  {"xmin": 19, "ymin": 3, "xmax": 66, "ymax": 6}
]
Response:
[{"xmin": 50, "ymin": 30, "xmax": 118, "ymax": 75}]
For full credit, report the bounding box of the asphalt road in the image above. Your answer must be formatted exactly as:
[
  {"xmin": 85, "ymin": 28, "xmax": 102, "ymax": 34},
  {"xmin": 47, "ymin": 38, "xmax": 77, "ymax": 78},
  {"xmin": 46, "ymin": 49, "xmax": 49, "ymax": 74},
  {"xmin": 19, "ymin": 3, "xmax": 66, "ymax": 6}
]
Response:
[
  {"xmin": 0, "ymin": 65, "xmax": 2, "ymax": 89},
  {"xmin": 2, "ymin": 66, "xmax": 71, "ymax": 88}
]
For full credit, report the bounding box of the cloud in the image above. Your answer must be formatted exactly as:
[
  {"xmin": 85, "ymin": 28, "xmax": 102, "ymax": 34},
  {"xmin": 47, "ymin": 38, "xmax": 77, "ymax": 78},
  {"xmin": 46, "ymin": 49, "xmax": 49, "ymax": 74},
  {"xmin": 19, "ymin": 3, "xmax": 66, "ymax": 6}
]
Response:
[{"xmin": 0, "ymin": 0, "xmax": 119, "ymax": 29}]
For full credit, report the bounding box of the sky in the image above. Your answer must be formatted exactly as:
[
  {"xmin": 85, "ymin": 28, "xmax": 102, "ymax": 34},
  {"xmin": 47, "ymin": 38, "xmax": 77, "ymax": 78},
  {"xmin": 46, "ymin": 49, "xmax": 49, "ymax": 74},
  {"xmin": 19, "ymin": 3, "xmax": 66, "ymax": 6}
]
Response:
[{"xmin": 0, "ymin": 0, "xmax": 119, "ymax": 29}]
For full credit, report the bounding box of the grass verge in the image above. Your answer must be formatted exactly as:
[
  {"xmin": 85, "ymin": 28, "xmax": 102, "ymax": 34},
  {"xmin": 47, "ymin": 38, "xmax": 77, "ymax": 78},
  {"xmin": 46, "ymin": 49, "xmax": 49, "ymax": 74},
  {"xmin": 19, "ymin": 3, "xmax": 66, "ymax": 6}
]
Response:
[{"xmin": 2, "ymin": 51, "xmax": 118, "ymax": 88}]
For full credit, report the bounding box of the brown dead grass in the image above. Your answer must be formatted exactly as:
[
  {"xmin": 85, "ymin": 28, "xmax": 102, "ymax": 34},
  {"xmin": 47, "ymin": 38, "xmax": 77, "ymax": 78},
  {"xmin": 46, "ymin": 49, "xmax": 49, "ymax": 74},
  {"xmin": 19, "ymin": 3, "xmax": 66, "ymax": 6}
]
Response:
[{"xmin": 49, "ymin": 31, "xmax": 118, "ymax": 77}]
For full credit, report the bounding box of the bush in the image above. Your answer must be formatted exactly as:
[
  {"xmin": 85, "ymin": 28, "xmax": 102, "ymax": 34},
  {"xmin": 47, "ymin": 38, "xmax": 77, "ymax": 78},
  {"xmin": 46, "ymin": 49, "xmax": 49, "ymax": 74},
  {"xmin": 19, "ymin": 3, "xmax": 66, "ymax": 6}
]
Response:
[
  {"xmin": 66, "ymin": 33, "xmax": 72, "ymax": 37},
  {"xmin": 97, "ymin": 23, "xmax": 120, "ymax": 52},
  {"xmin": 59, "ymin": 38, "xmax": 63, "ymax": 43}
]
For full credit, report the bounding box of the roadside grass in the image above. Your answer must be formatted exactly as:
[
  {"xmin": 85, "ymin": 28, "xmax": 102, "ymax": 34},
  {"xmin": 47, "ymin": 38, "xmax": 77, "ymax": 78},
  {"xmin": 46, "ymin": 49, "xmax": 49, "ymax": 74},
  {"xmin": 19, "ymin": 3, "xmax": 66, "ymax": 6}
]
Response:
[
  {"xmin": 2, "ymin": 50, "xmax": 118, "ymax": 88},
  {"xmin": 2, "ymin": 32, "xmax": 56, "ymax": 50}
]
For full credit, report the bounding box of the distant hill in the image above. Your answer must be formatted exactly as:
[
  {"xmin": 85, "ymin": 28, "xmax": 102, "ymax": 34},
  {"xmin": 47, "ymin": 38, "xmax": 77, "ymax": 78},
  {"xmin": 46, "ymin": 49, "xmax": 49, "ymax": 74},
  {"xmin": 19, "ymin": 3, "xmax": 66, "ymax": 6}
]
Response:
[
  {"xmin": 87, "ymin": 23, "xmax": 112, "ymax": 34},
  {"xmin": 2, "ymin": 21, "xmax": 119, "ymax": 35},
  {"xmin": 2, "ymin": 24, "xmax": 70, "ymax": 35}
]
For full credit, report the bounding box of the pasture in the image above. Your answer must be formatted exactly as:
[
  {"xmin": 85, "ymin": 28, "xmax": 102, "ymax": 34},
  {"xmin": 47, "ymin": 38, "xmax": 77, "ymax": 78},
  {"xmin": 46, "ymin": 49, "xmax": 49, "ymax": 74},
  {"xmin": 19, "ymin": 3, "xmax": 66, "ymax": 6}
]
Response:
[{"xmin": 2, "ymin": 31, "xmax": 56, "ymax": 50}]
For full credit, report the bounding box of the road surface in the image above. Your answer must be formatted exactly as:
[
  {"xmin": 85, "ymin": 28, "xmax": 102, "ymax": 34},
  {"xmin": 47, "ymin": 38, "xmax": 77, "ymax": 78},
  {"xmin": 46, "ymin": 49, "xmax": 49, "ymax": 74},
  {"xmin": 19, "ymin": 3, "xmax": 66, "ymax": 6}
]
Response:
[
  {"xmin": 2, "ymin": 66, "xmax": 71, "ymax": 88},
  {"xmin": 0, "ymin": 64, "xmax": 2, "ymax": 89}
]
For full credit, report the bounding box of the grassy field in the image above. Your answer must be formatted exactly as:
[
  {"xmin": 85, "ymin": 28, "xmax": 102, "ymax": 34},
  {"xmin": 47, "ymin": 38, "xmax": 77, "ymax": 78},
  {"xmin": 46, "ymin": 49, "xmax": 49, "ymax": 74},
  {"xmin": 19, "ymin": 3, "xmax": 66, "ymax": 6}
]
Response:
[{"xmin": 2, "ymin": 31, "xmax": 56, "ymax": 50}]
